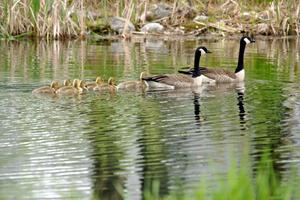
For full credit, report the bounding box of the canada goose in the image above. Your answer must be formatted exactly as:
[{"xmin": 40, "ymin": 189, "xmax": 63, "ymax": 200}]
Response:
[
  {"xmin": 93, "ymin": 77, "xmax": 117, "ymax": 93},
  {"xmin": 117, "ymin": 72, "xmax": 148, "ymax": 91},
  {"xmin": 142, "ymin": 46, "xmax": 211, "ymax": 90},
  {"xmin": 85, "ymin": 77, "xmax": 104, "ymax": 91},
  {"xmin": 178, "ymin": 36, "xmax": 255, "ymax": 83},
  {"xmin": 56, "ymin": 79, "xmax": 84, "ymax": 95},
  {"xmin": 32, "ymin": 81, "xmax": 60, "ymax": 95}
]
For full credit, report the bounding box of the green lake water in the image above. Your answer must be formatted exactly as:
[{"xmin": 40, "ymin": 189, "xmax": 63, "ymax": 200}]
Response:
[{"xmin": 0, "ymin": 37, "xmax": 300, "ymax": 199}]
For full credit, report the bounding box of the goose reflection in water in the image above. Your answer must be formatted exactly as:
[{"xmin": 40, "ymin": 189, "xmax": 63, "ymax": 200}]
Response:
[
  {"xmin": 204, "ymin": 82, "xmax": 247, "ymax": 130},
  {"xmin": 237, "ymin": 91, "xmax": 246, "ymax": 130},
  {"xmin": 235, "ymin": 82, "xmax": 246, "ymax": 131},
  {"xmin": 193, "ymin": 93, "xmax": 202, "ymax": 125}
]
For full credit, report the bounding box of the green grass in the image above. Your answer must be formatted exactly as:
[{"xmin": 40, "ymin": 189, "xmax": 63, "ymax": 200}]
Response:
[{"xmin": 143, "ymin": 151, "xmax": 300, "ymax": 200}]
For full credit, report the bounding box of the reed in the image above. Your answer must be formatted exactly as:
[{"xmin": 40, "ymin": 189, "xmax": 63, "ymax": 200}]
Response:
[
  {"xmin": 0, "ymin": 0, "xmax": 299, "ymax": 39},
  {"xmin": 0, "ymin": 0, "xmax": 86, "ymax": 39}
]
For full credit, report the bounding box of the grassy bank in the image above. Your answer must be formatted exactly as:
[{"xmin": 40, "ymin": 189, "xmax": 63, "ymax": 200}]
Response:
[
  {"xmin": 141, "ymin": 151, "xmax": 300, "ymax": 200},
  {"xmin": 0, "ymin": 0, "xmax": 299, "ymax": 39}
]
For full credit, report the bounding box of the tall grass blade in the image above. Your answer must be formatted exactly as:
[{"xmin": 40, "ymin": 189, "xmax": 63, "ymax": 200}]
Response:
[{"xmin": 31, "ymin": 0, "xmax": 40, "ymax": 14}]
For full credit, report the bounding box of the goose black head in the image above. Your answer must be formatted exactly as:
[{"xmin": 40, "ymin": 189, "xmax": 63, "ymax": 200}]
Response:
[
  {"xmin": 241, "ymin": 36, "xmax": 255, "ymax": 45},
  {"xmin": 196, "ymin": 46, "xmax": 212, "ymax": 55}
]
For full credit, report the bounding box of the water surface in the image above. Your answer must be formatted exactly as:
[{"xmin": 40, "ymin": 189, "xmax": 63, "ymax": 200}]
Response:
[{"xmin": 0, "ymin": 37, "xmax": 300, "ymax": 199}]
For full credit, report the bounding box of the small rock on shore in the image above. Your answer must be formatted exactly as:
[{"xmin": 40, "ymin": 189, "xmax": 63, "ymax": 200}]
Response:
[{"xmin": 110, "ymin": 17, "xmax": 135, "ymax": 34}]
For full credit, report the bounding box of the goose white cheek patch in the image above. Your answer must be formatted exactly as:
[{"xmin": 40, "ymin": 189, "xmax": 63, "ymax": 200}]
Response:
[
  {"xmin": 200, "ymin": 49, "xmax": 206, "ymax": 55},
  {"xmin": 244, "ymin": 38, "xmax": 251, "ymax": 44}
]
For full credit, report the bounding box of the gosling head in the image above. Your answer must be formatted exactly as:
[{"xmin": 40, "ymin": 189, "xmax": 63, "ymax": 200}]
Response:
[
  {"xmin": 50, "ymin": 81, "xmax": 60, "ymax": 90},
  {"xmin": 95, "ymin": 77, "xmax": 104, "ymax": 84},
  {"xmin": 108, "ymin": 77, "xmax": 116, "ymax": 86},
  {"xmin": 63, "ymin": 79, "xmax": 72, "ymax": 86},
  {"xmin": 78, "ymin": 80, "xmax": 87, "ymax": 88},
  {"xmin": 72, "ymin": 79, "xmax": 80, "ymax": 87},
  {"xmin": 139, "ymin": 71, "xmax": 147, "ymax": 81},
  {"xmin": 78, "ymin": 80, "xmax": 88, "ymax": 92}
]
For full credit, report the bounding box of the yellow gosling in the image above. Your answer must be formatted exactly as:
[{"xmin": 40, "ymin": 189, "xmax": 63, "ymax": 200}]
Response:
[
  {"xmin": 93, "ymin": 77, "xmax": 117, "ymax": 94},
  {"xmin": 63, "ymin": 79, "xmax": 72, "ymax": 87},
  {"xmin": 78, "ymin": 80, "xmax": 88, "ymax": 94},
  {"xmin": 85, "ymin": 76, "xmax": 104, "ymax": 91},
  {"xmin": 56, "ymin": 79, "xmax": 81, "ymax": 95},
  {"xmin": 32, "ymin": 81, "xmax": 59, "ymax": 95},
  {"xmin": 116, "ymin": 72, "xmax": 148, "ymax": 91}
]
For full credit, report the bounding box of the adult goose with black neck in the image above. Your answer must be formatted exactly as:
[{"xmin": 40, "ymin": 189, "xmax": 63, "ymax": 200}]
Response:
[
  {"xmin": 179, "ymin": 36, "xmax": 255, "ymax": 83},
  {"xmin": 142, "ymin": 46, "xmax": 211, "ymax": 90}
]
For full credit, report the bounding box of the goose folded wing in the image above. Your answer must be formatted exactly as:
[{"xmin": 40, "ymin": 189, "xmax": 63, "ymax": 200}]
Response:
[
  {"xmin": 143, "ymin": 74, "xmax": 193, "ymax": 85},
  {"xmin": 142, "ymin": 75, "xmax": 168, "ymax": 82},
  {"xmin": 201, "ymin": 68, "xmax": 237, "ymax": 80},
  {"xmin": 178, "ymin": 67, "xmax": 208, "ymax": 75}
]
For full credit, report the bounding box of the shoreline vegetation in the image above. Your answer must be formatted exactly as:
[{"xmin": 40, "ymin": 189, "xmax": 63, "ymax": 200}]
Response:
[
  {"xmin": 105, "ymin": 150, "xmax": 300, "ymax": 200},
  {"xmin": 159, "ymin": 156, "xmax": 300, "ymax": 200},
  {"xmin": 0, "ymin": 0, "xmax": 299, "ymax": 40}
]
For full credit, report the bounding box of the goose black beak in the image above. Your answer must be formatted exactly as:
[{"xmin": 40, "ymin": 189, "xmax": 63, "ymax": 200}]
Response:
[
  {"xmin": 207, "ymin": 50, "xmax": 212, "ymax": 53},
  {"xmin": 251, "ymin": 39, "xmax": 255, "ymax": 43}
]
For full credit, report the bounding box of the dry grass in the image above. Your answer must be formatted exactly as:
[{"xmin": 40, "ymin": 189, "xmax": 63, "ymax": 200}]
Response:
[
  {"xmin": 0, "ymin": 0, "xmax": 299, "ymax": 39},
  {"xmin": 0, "ymin": 0, "xmax": 86, "ymax": 39}
]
